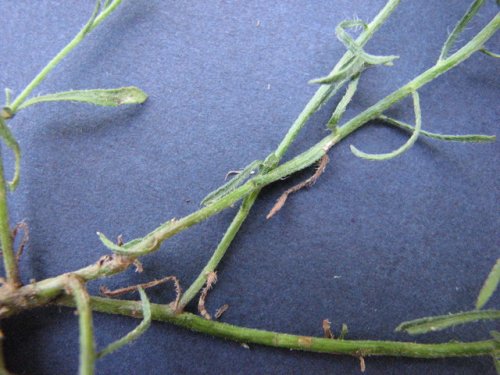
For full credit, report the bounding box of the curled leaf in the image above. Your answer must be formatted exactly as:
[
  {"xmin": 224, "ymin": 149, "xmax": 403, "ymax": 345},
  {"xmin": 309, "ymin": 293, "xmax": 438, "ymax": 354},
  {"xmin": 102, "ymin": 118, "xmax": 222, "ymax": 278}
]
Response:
[
  {"xmin": 0, "ymin": 118, "xmax": 21, "ymax": 191},
  {"xmin": 97, "ymin": 287, "xmax": 152, "ymax": 359},
  {"xmin": 310, "ymin": 19, "xmax": 398, "ymax": 85},
  {"xmin": 97, "ymin": 232, "xmax": 143, "ymax": 254},
  {"xmin": 336, "ymin": 20, "xmax": 399, "ymax": 66},
  {"xmin": 201, "ymin": 160, "xmax": 262, "ymax": 206},
  {"xmin": 351, "ymin": 91, "xmax": 421, "ymax": 161},
  {"xmin": 17, "ymin": 87, "xmax": 148, "ymax": 111}
]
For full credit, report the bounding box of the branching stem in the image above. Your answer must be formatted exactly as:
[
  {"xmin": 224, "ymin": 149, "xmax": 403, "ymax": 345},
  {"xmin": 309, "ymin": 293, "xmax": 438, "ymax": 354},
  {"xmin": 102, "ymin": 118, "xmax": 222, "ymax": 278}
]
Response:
[
  {"xmin": 8, "ymin": 0, "xmax": 123, "ymax": 114},
  {"xmin": 179, "ymin": 0, "xmax": 402, "ymax": 308}
]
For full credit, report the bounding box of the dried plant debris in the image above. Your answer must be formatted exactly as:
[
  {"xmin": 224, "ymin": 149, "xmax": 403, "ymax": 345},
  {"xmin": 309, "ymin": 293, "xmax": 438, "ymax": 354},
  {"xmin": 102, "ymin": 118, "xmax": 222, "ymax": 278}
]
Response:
[
  {"xmin": 266, "ymin": 155, "xmax": 329, "ymax": 219},
  {"xmin": 198, "ymin": 272, "xmax": 218, "ymax": 320}
]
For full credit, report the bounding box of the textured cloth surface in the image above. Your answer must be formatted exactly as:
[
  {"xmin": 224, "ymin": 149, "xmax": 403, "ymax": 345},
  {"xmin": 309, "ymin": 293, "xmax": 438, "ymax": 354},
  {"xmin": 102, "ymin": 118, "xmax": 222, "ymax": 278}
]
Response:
[{"xmin": 1, "ymin": 1, "xmax": 499, "ymax": 374}]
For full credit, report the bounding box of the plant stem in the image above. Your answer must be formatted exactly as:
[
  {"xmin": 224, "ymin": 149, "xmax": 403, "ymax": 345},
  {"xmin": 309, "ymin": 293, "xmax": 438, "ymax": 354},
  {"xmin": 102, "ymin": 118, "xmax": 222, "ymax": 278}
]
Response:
[
  {"xmin": 1, "ymin": 8, "xmax": 497, "ymax": 319},
  {"xmin": 179, "ymin": 0, "xmax": 402, "ymax": 308},
  {"xmin": 115, "ymin": 11, "xmax": 499, "ymax": 258},
  {"xmin": 272, "ymin": 0, "xmax": 401, "ymax": 161},
  {"xmin": 58, "ymin": 295, "xmax": 498, "ymax": 359},
  {"xmin": 0, "ymin": 151, "xmax": 19, "ymax": 287},
  {"xmin": 66, "ymin": 275, "xmax": 95, "ymax": 375},
  {"xmin": 179, "ymin": 190, "xmax": 259, "ymax": 309},
  {"xmin": 8, "ymin": 0, "xmax": 123, "ymax": 114},
  {"xmin": 0, "ymin": 254, "xmax": 132, "ymax": 318}
]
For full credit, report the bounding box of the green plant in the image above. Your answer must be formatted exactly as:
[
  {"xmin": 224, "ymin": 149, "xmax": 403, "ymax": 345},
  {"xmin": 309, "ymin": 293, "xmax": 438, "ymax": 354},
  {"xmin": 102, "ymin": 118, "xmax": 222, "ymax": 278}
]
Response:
[{"xmin": 0, "ymin": 0, "xmax": 498, "ymax": 374}]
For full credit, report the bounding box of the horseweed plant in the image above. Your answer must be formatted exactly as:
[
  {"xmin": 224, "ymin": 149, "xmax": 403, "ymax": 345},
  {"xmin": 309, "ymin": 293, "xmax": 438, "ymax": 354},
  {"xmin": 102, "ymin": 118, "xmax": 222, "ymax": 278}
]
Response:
[{"xmin": 0, "ymin": 0, "xmax": 498, "ymax": 374}]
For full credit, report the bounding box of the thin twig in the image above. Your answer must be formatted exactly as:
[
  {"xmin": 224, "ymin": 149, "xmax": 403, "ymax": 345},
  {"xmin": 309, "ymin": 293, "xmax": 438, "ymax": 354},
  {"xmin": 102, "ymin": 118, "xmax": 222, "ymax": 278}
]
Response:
[
  {"xmin": 214, "ymin": 303, "xmax": 229, "ymax": 320},
  {"xmin": 100, "ymin": 275, "xmax": 182, "ymax": 311},
  {"xmin": 322, "ymin": 319, "xmax": 334, "ymax": 339},
  {"xmin": 359, "ymin": 356, "xmax": 366, "ymax": 372},
  {"xmin": 266, "ymin": 155, "xmax": 329, "ymax": 219},
  {"xmin": 11, "ymin": 221, "xmax": 29, "ymax": 261},
  {"xmin": 198, "ymin": 272, "xmax": 218, "ymax": 320},
  {"xmin": 225, "ymin": 170, "xmax": 242, "ymax": 181}
]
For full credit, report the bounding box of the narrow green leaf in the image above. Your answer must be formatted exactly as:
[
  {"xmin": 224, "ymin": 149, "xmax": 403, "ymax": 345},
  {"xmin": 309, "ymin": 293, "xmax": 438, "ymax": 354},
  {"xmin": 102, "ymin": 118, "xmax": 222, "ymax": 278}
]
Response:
[
  {"xmin": 377, "ymin": 114, "xmax": 495, "ymax": 143},
  {"xmin": 339, "ymin": 323, "xmax": 349, "ymax": 340},
  {"xmin": 201, "ymin": 160, "xmax": 262, "ymax": 206},
  {"xmin": 481, "ymin": 48, "xmax": 500, "ymax": 58},
  {"xmin": 336, "ymin": 20, "xmax": 399, "ymax": 66},
  {"xmin": 97, "ymin": 232, "xmax": 124, "ymax": 252},
  {"xmin": 97, "ymin": 288, "xmax": 152, "ymax": 359},
  {"xmin": 97, "ymin": 223, "xmax": 168, "ymax": 256},
  {"xmin": 0, "ymin": 118, "xmax": 21, "ymax": 191},
  {"xmin": 351, "ymin": 91, "xmax": 421, "ymax": 161},
  {"xmin": 476, "ymin": 259, "xmax": 500, "ymax": 310},
  {"xmin": 327, "ymin": 74, "xmax": 360, "ymax": 131},
  {"xmin": 17, "ymin": 87, "xmax": 148, "ymax": 111},
  {"xmin": 438, "ymin": 0, "xmax": 486, "ymax": 61},
  {"xmin": 97, "ymin": 232, "xmax": 143, "ymax": 253},
  {"xmin": 396, "ymin": 309, "xmax": 500, "ymax": 335}
]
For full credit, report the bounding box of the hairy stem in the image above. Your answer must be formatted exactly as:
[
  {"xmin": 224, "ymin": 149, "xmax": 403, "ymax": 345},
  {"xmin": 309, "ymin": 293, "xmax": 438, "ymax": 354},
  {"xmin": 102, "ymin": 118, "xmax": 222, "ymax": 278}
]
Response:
[
  {"xmin": 1, "ymin": 8, "xmax": 497, "ymax": 320},
  {"xmin": 272, "ymin": 0, "xmax": 401, "ymax": 161},
  {"xmin": 58, "ymin": 296, "xmax": 498, "ymax": 360},
  {"xmin": 179, "ymin": 0, "xmax": 402, "ymax": 308},
  {"xmin": 66, "ymin": 275, "xmax": 95, "ymax": 375},
  {"xmin": 178, "ymin": 190, "xmax": 259, "ymax": 309},
  {"xmin": 0, "ymin": 151, "xmax": 19, "ymax": 287},
  {"xmin": 113, "ymin": 12, "xmax": 498, "ymax": 258}
]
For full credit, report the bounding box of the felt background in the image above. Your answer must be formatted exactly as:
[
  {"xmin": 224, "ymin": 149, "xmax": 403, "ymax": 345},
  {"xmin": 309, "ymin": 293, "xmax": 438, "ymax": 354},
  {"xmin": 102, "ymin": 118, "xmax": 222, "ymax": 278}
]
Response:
[{"xmin": 0, "ymin": 0, "xmax": 499, "ymax": 374}]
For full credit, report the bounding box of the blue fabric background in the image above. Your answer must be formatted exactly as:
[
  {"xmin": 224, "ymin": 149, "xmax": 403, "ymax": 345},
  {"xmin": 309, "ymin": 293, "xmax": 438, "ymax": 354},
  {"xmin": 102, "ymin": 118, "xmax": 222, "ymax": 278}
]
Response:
[{"xmin": 0, "ymin": 1, "xmax": 499, "ymax": 374}]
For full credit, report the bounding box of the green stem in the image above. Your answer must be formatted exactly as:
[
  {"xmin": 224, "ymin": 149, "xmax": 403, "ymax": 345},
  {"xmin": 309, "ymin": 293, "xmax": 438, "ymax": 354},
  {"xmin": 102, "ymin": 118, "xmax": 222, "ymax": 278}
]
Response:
[
  {"xmin": 8, "ymin": 0, "xmax": 123, "ymax": 114},
  {"xmin": 118, "ymin": 12, "xmax": 499, "ymax": 258},
  {"xmin": 59, "ymin": 296, "xmax": 498, "ymax": 359},
  {"xmin": 377, "ymin": 115, "xmax": 496, "ymax": 142},
  {"xmin": 272, "ymin": 0, "xmax": 401, "ymax": 162},
  {"xmin": 1, "ymin": 8, "xmax": 497, "ymax": 318},
  {"xmin": 179, "ymin": 190, "xmax": 260, "ymax": 309},
  {"xmin": 66, "ymin": 276, "xmax": 95, "ymax": 375},
  {"xmin": 337, "ymin": 12, "xmax": 499, "ymax": 140},
  {"xmin": 0, "ymin": 151, "xmax": 18, "ymax": 287},
  {"xmin": 178, "ymin": 0, "xmax": 401, "ymax": 309}
]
